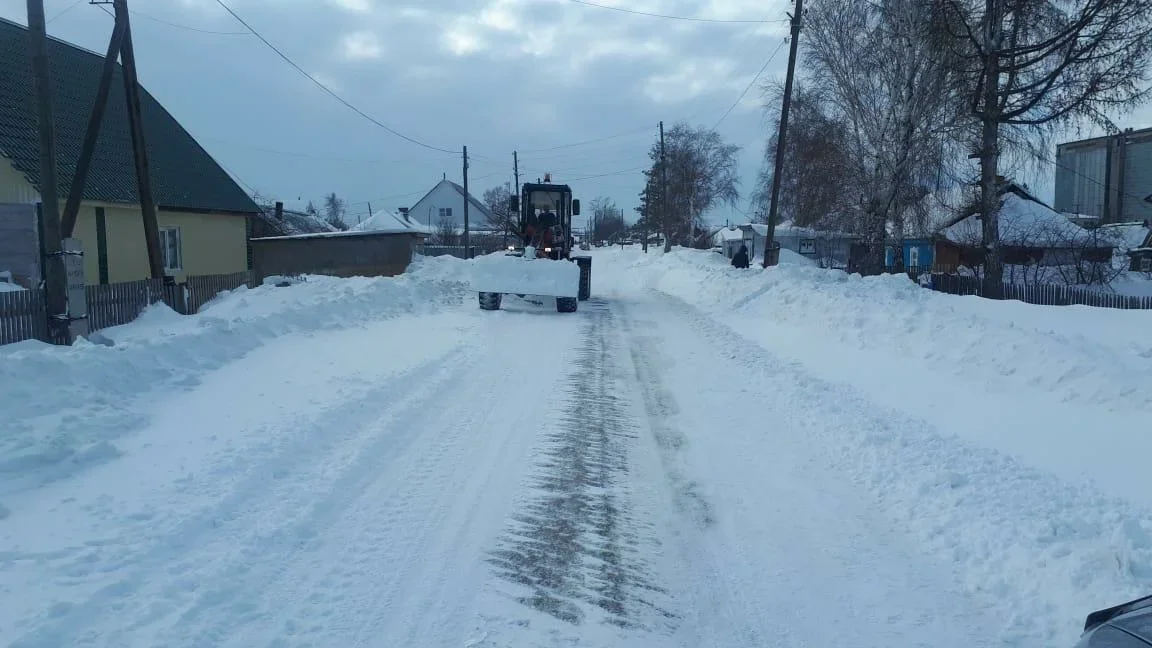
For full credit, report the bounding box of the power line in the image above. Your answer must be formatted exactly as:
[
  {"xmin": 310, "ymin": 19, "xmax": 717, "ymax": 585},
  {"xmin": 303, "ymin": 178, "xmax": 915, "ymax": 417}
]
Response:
[
  {"xmin": 47, "ymin": 0, "xmax": 84, "ymax": 23},
  {"xmin": 564, "ymin": 0, "xmax": 789, "ymax": 24},
  {"xmin": 713, "ymin": 37, "xmax": 789, "ymax": 129},
  {"xmin": 92, "ymin": 2, "xmax": 249, "ymax": 34},
  {"xmin": 211, "ymin": 0, "xmax": 458, "ymax": 155}
]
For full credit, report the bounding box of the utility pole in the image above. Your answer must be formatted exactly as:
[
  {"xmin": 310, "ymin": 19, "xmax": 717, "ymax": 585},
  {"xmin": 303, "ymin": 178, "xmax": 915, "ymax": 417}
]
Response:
[
  {"xmin": 513, "ymin": 150, "xmax": 520, "ymax": 191},
  {"xmin": 763, "ymin": 0, "xmax": 804, "ymax": 268},
  {"xmin": 462, "ymin": 145, "xmax": 470, "ymax": 259},
  {"xmin": 27, "ymin": 0, "xmax": 71, "ymax": 345},
  {"xmin": 659, "ymin": 120, "xmax": 668, "ymax": 253},
  {"xmin": 61, "ymin": 14, "xmax": 126, "ymax": 238},
  {"xmin": 115, "ymin": 0, "xmax": 165, "ymax": 279}
]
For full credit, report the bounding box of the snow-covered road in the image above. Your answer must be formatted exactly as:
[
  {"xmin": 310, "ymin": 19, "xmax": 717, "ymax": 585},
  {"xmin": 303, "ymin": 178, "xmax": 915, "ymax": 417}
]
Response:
[{"xmin": 2, "ymin": 250, "xmax": 1149, "ymax": 647}]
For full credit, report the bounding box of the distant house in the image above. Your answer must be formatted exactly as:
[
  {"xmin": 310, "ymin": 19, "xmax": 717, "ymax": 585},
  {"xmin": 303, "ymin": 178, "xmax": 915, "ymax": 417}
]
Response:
[
  {"xmin": 0, "ymin": 18, "xmax": 258, "ymax": 287},
  {"xmin": 739, "ymin": 221, "xmax": 857, "ymax": 268},
  {"xmin": 935, "ymin": 181, "xmax": 1114, "ymax": 272},
  {"xmin": 405, "ymin": 176, "xmax": 495, "ymax": 232},
  {"xmin": 710, "ymin": 225, "xmax": 745, "ymax": 258}
]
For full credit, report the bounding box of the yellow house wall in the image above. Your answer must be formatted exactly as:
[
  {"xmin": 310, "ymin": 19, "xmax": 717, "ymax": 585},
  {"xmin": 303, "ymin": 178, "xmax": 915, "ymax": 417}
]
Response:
[
  {"xmin": 84, "ymin": 205, "xmax": 248, "ymax": 283},
  {"xmin": 1, "ymin": 155, "xmax": 248, "ymax": 284}
]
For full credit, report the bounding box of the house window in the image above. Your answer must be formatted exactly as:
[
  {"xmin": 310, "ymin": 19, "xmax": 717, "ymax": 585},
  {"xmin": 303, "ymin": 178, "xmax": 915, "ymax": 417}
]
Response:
[
  {"xmin": 438, "ymin": 207, "xmax": 453, "ymax": 220},
  {"xmin": 799, "ymin": 239, "xmax": 816, "ymax": 255},
  {"xmin": 158, "ymin": 227, "xmax": 182, "ymax": 272},
  {"xmin": 1142, "ymin": 257, "xmax": 1151, "ymax": 272},
  {"xmin": 909, "ymin": 245, "xmax": 921, "ymax": 268}
]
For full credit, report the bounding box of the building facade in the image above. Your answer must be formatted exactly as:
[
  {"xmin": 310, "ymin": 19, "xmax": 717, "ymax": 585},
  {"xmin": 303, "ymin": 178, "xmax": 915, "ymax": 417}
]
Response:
[{"xmin": 1054, "ymin": 127, "xmax": 1152, "ymax": 225}]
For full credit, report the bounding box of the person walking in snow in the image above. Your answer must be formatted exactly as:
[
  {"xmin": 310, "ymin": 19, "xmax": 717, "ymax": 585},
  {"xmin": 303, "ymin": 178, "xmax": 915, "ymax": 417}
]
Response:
[{"xmin": 731, "ymin": 244, "xmax": 750, "ymax": 269}]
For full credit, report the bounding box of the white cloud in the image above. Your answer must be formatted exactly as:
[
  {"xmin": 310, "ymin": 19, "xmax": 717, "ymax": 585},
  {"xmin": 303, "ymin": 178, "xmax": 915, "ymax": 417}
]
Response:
[
  {"xmin": 328, "ymin": 0, "xmax": 373, "ymax": 13},
  {"xmin": 340, "ymin": 30, "xmax": 383, "ymax": 60}
]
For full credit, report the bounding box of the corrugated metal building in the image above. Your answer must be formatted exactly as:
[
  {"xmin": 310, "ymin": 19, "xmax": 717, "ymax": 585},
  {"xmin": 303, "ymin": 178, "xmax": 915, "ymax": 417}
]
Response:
[{"xmin": 1054, "ymin": 127, "xmax": 1152, "ymax": 225}]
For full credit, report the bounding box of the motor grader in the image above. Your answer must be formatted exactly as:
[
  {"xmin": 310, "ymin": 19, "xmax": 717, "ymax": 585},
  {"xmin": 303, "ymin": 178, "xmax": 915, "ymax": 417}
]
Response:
[{"xmin": 473, "ymin": 174, "xmax": 592, "ymax": 313}]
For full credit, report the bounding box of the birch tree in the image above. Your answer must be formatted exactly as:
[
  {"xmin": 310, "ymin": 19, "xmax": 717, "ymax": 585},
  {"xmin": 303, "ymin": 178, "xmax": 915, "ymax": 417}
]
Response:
[
  {"xmin": 644, "ymin": 123, "xmax": 740, "ymax": 252},
  {"xmin": 939, "ymin": 0, "xmax": 1152, "ymax": 296},
  {"xmin": 803, "ymin": 0, "xmax": 968, "ymax": 274}
]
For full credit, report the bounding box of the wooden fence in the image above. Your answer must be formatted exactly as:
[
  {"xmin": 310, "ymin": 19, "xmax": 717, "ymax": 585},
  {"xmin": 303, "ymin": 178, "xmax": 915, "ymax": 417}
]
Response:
[
  {"xmin": 0, "ymin": 271, "xmax": 254, "ymax": 347},
  {"xmin": 929, "ymin": 273, "xmax": 1152, "ymax": 309},
  {"xmin": 0, "ymin": 288, "xmax": 48, "ymax": 346}
]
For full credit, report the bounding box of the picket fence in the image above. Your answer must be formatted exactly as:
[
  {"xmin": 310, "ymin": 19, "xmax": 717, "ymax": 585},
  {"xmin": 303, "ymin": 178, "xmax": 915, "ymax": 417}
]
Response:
[{"xmin": 0, "ymin": 271, "xmax": 251, "ymax": 346}]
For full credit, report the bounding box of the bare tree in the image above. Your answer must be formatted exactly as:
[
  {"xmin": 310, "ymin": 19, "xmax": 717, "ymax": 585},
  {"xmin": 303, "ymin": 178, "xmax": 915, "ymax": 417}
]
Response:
[
  {"xmin": 754, "ymin": 85, "xmax": 856, "ymax": 231},
  {"xmin": 801, "ymin": 0, "xmax": 970, "ymax": 275},
  {"xmin": 482, "ymin": 183, "xmax": 517, "ymax": 239},
  {"xmin": 645, "ymin": 122, "xmax": 740, "ymax": 252},
  {"xmin": 589, "ymin": 196, "xmax": 626, "ymax": 243},
  {"xmin": 434, "ymin": 216, "xmax": 458, "ymax": 246},
  {"xmin": 324, "ymin": 192, "xmax": 347, "ymax": 230},
  {"xmin": 939, "ymin": 0, "xmax": 1152, "ymax": 296}
]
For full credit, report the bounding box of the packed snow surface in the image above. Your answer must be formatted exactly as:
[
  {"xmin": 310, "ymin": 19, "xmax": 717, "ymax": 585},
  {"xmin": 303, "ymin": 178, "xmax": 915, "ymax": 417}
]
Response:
[
  {"xmin": 469, "ymin": 251, "xmax": 581, "ymax": 297},
  {"xmin": 2, "ymin": 247, "xmax": 1149, "ymax": 647}
]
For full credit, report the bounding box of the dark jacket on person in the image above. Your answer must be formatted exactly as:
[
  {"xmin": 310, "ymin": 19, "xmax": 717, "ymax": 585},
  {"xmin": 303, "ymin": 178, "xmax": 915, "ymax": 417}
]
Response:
[{"xmin": 731, "ymin": 245, "xmax": 750, "ymax": 269}]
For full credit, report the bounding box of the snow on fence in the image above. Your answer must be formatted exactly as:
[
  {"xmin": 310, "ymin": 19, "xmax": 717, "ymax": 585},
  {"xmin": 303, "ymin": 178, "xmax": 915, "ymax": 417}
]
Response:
[
  {"xmin": 0, "ymin": 271, "xmax": 254, "ymax": 346},
  {"xmin": 929, "ymin": 273, "xmax": 1152, "ymax": 309}
]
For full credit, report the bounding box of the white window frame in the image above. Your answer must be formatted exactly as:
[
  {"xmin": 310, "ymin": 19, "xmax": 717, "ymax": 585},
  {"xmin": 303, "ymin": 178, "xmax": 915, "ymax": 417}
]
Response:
[
  {"xmin": 909, "ymin": 245, "xmax": 921, "ymax": 268},
  {"xmin": 158, "ymin": 226, "xmax": 183, "ymax": 273}
]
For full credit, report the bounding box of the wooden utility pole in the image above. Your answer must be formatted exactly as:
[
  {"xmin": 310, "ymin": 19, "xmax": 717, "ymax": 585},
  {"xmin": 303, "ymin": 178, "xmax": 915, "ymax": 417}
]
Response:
[
  {"xmin": 462, "ymin": 145, "xmax": 470, "ymax": 259},
  {"xmin": 27, "ymin": 0, "xmax": 73, "ymax": 345},
  {"xmin": 115, "ymin": 0, "xmax": 165, "ymax": 279},
  {"xmin": 763, "ymin": 0, "xmax": 804, "ymax": 268},
  {"xmin": 659, "ymin": 120, "xmax": 669, "ymax": 253},
  {"xmin": 513, "ymin": 150, "xmax": 520, "ymax": 191},
  {"xmin": 61, "ymin": 16, "xmax": 126, "ymax": 238}
]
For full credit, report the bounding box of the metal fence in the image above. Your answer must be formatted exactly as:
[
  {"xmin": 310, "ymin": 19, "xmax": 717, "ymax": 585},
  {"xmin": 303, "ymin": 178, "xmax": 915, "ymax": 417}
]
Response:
[
  {"xmin": 0, "ymin": 271, "xmax": 255, "ymax": 347},
  {"xmin": 928, "ymin": 272, "xmax": 1152, "ymax": 309}
]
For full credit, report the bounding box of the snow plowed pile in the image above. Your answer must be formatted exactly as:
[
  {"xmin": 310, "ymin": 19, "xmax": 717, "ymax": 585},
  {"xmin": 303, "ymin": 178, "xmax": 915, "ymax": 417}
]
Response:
[
  {"xmin": 469, "ymin": 252, "xmax": 580, "ymax": 297},
  {"xmin": 621, "ymin": 248, "xmax": 1152, "ymax": 414},
  {"xmin": 0, "ymin": 255, "xmax": 471, "ymax": 493}
]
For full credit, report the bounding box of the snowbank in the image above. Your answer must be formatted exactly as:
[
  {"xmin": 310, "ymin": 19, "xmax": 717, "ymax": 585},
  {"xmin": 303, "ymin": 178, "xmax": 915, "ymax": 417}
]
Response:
[
  {"xmin": 0, "ymin": 256, "xmax": 473, "ymax": 492},
  {"xmin": 469, "ymin": 253, "xmax": 581, "ymax": 298},
  {"xmin": 615, "ymin": 248, "xmax": 1152, "ymax": 414}
]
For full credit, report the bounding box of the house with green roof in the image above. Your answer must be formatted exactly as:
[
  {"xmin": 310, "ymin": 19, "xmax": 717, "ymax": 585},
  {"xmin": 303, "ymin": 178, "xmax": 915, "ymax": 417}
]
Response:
[{"xmin": 0, "ymin": 17, "xmax": 259, "ymax": 287}]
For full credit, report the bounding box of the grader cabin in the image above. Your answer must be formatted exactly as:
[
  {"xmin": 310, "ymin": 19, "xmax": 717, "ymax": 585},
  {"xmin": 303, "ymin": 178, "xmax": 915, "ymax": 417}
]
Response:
[{"xmin": 0, "ymin": 17, "xmax": 258, "ymax": 289}]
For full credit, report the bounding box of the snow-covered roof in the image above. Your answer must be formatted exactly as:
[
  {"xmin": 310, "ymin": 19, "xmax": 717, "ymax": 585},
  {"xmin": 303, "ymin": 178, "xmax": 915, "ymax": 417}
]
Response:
[
  {"xmin": 255, "ymin": 207, "xmax": 338, "ymax": 236},
  {"xmin": 941, "ymin": 192, "xmax": 1111, "ymax": 249},
  {"xmin": 1095, "ymin": 221, "xmax": 1152, "ymax": 251},
  {"xmin": 741, "ymin": 221, "xmax": 856, "ymax": 239},
  {"xmin": 350, "ymin": 209, "xmax": 434, "ymax": 235},
  {"xmin": 711, "ymin": 227, "xmax": 745, "ymax": 242}
]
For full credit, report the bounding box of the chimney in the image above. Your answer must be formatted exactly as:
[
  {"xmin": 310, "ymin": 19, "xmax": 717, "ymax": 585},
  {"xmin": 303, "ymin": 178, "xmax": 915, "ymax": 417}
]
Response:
[
  {"xmin": 399, "ymin": 207, "xmax": 410, "ymax": 222},
  {"xmin": 274, "ymin": 201, "xmax": 284, "ymax": 219}
]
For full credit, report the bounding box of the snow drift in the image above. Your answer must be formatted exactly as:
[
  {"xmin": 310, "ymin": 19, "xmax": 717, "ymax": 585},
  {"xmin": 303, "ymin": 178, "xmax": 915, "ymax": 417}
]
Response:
[
  {"xmin": 469, "ymin": 252, "xmax": 581, "ymax": 298},
  {"xmin": 0, "ymin": 255, "xmax": 472, "ymax": 492}
]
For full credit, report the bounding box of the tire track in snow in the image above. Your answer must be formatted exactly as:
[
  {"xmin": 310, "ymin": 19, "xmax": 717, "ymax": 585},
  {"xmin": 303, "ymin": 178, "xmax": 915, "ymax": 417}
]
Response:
[
  {"xmin": 485, "ymin": 299, "xmax": 676, "ymax": 634},
  {"xmin": 10, "ymin": 344, "xmax": 473, "ymax": 648}
]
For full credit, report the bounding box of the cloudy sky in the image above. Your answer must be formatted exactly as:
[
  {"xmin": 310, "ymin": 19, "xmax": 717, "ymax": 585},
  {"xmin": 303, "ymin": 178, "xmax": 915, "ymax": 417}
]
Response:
[{"xmin": 1, "ymin": 0, "xmax": 1150, "ymax": 229}]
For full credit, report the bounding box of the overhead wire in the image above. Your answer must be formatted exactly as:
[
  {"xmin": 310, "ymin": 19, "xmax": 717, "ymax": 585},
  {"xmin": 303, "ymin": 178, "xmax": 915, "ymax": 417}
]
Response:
[
  {"xmin": 211, "ymin": 0, "xmax": 459, "ymax": 155},
  {"xmin": 713, "ymin": 37, "xmax": 789, "ymax": 130}
]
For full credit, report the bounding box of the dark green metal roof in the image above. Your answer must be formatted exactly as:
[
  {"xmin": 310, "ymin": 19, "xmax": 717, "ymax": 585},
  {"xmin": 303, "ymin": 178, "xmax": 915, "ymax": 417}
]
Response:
[{"xmin": 0, "ymin": 18, "xmax": 258, "ymax": 215}]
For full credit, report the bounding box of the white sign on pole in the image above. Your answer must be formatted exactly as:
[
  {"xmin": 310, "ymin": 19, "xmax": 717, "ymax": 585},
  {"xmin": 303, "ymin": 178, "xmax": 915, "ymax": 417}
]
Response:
[{"xmin": 62, "ymin": 237, "xmax": 89, "ymax": 339}]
